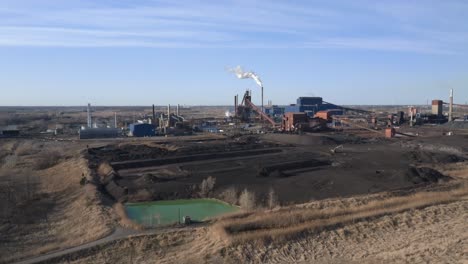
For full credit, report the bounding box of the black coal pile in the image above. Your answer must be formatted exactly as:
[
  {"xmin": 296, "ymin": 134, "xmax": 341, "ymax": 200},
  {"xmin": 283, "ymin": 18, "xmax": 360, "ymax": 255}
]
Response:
[{"xmin": 405, "ymin": 167, "xmax": 451, "ymax": 184}]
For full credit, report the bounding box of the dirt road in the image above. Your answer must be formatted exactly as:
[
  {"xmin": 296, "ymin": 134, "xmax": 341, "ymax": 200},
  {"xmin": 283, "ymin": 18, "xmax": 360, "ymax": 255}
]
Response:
[{"xmin": 13, "ymin": 227, "xmax": 157, "ymax": 264}]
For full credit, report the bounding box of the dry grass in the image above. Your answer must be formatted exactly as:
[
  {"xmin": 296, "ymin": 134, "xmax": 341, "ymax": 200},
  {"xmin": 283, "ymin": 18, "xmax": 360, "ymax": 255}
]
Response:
[
  {"xmin": 0, "ymin": 140, "xmax": 114, "ymax": 264},
  {"xmin": 33, "ymin": 150, "xmax": 62, "ymax": 170},
  {"xmin": 32, "ymin": 180, "xmax": 468, "ymax": 264},
  {"xmin": 67, "ymin": 229, "xmax": 199, "ymax": 264},
  {"xmin": 215, "ymin": 184, "xmax": 468, "ymax": 243},
  {"xmin": 14, "ymin": 141, "xmax": 39, "ymax": 156},
  {"xmin": 97, "ymin": 162, "xmax": 114, "ymax": 177},
  {"xmin": 437, "ymin": 161, "xmax": 468, "ymax": 180}
]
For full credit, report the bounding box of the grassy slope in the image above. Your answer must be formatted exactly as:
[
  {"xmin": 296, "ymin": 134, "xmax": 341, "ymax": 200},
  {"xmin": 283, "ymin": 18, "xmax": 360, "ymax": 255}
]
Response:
[{"xmin": 0, "ymin": 140, "xmax": 114, "ymax": 263}]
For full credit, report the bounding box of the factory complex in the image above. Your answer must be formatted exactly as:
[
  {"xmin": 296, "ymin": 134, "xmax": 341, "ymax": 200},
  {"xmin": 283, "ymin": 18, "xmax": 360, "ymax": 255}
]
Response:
[{"xmin": 73, "ymin": 86, "xmax": 468, "ymax": 140}]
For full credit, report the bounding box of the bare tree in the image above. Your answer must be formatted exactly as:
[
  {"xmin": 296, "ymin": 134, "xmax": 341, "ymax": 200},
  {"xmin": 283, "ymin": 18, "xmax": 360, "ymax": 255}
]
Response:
[
  {"xmin": 267, "ymin": 187, "xmax": 277, "ymax": 209},
  {"xmin": 199, "ymin": 176, "xmax": 216, "ymax": 197},
  {"xmin": 239, "ymin": 188, "xmax": 256, "ymax": 210},
  {"xmin": 220, "ymin": 187, "xmax": 238, "ymax": 205}
]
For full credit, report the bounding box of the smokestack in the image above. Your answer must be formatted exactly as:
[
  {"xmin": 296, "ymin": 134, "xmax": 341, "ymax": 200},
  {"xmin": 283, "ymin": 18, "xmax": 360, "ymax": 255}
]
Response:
[
  {"xmin": 228, "ymin": 65, "xmax": 264, "ymax": 118},
  {"xmin": 177, "ymin": 104, "xmax": 180, "ymax": 116},
  {"xmin": 160, "ymin": 113, "xmax": 166, "ymax": 134},
  {"xmin": 167, "ymin": 104, "xmax": 170, "ymax": 127},
  {"xmin": 87, "ymin": 103, "xmax": 92, "ymax": 128},
  {"xmin": 159, "ymin": 113, "xmax": 163, "ymax": 128},
  {"xmin": 261, "ymin": 86, "xmax": 264, "ymax": 118},
  {"xmin": 114, "ymin": 112, "xmax": 117, "ymax": 128},
  {"xmin": 449, "ymin": 89, "xmax": 454, "ymax": 122},
  {"xmin": 234, "ymin": 95, "xmax": 238, "ymax": 118},
  {"xmin": 152, "ymin": 104, "xmax": 156, "ymax": 126}
]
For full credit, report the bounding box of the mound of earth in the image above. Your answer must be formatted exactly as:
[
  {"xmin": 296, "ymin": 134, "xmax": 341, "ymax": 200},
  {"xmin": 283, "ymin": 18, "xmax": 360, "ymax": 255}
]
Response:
[
  {"xmin": 261, "ymin": 134, "xmax": 337, "ymax": 145},
  {"xmin": 406, "ymin": 151, "xmax": 464, "ymax": 164},
  {"xmin": 405, "ymin": 167, "xmax": 451, "ymax": 184}
]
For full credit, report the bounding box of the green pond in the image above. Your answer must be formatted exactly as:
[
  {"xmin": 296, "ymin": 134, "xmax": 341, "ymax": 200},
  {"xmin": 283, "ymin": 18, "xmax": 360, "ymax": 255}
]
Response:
[{"xmin": 125, "ymin": 199, "xmax": 238, "ymax": 227}]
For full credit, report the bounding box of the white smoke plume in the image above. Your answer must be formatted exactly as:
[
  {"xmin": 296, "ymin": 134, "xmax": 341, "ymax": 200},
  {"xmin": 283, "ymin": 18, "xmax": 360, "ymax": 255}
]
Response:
[{"xmin": 228, "ymin": 65, "xmax": 263, "ymax": 87}]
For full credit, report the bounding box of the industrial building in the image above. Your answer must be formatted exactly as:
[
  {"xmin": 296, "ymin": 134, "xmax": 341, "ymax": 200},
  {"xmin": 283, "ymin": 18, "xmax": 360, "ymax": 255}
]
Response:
[
  {"xmin": 0, "ymin": 125, "xmax": 20, "ymax": 137},
  {"xmin": 264, "ymin": 105, "xmax": 285, "ymax": 117},
  {"xmin": 79, "ymin": 103, "xmax": 121, "ymax": 139},
  {"xmin": 284, "ymin": 97, "xmax": 344, "ymax": 117},
  {"xmin": 233, "ymin": 91, "xmax": 353, "ymax": 133},
  {"xmin": 79, "ymin": 128, "xmax": 120, "ymax": 139},
  {"xmin": 282, "ymin": 113, "xmax": 309, "ymax": 132},
  {"xmin": 432, "ymin": 100, "xmax": 443, "ymax": 116},
  {"xmin": 282, "ymin": 112, "xmax": 327, "ymax": 132},
  {"xmin": 129, "ymin": 123, "xmax": 156, "ymax": 137}
]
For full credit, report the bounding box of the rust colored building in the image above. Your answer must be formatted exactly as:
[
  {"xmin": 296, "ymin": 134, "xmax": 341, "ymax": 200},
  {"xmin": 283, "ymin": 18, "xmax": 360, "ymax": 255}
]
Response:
[
  {"xmin": 385, "ymin": 128, "xmax": 396, "ymax": 138},
  {"xmin": 282, "ymin": 112, "xmax": 309, "ymax": 132},
  {"xmin": 432, "ymin": 100, "xmax": 443, "ymax": 116},
  {"xmin": 314, "ymin": 111, "xmax": 330, "ymax": 120}
]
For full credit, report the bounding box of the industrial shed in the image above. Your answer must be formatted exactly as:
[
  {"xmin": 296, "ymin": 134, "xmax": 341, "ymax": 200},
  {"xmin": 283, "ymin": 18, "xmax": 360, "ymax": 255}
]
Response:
[
  {"xmin": 129, "ymin": 123, "xmax": 156, "ymax": 137},
  {"xmin": 0, "ymin": 125, "xmax": 20, "ymax": 137},
  {"xmin": 79, "ymin": 128, "xmax": 120, "ymax": 139}
]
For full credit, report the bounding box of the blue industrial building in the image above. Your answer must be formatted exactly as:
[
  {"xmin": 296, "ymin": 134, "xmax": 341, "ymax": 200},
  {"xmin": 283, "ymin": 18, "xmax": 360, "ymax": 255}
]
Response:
[
  {"xmin": 129, "ymin": 123, "xmax": 156, "ymax": 137},
  {"xmin": 265, "ymin": 105, "xmax": 285, "ymax": 116},
  {"xmin": 284, "ymin": 97, "xmax": 343, "ymax": 116}
]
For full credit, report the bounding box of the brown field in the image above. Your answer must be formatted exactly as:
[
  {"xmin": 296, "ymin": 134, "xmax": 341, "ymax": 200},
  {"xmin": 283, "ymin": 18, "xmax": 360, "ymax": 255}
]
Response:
[{"xmin": 0, "ymin": 140, "xmax": 115, "ymax": 264}]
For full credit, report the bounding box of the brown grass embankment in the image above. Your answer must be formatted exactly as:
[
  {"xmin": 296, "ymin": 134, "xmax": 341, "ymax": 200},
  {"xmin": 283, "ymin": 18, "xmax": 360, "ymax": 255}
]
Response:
[
  {"xmin": 0, "ymin": 141, "xmax": 115, "ymax": 264},
  {"xmin": 214, "ymin": 184, "xmax": 468, "ymax": 243}
]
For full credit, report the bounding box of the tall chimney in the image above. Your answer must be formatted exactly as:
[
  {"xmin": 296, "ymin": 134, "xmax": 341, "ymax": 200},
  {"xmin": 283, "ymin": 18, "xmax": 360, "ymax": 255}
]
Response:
[
  {"xmin": 152, "ymin": 104, "xmax": 156, "ymax": 125},
  {"xmin": 449, "ymin": 89, "xmax": 454, "ymax": 122},
  {"xmin": 114, "ymin": 112, "xmax": 117, "ymax": 128},
  {"xmin": 87, "ymin": 103, "xmax": 92, "ymax": 128},
  {"xmin": 234, "ymin": 95, "xmax": 238, "ymax": 118},
  {"xmin": 159, "ymin": 113, "xmax": 163, "ymax": 128},
  {"xmin": 176, "ymin": 104, "xmax": 180, "ymax": 116},
  {"xmin": 167, "ymin": 104, "xmax": 170, "ymax": 127},
  {"xmin": 261, "ymin": 86, "xmax": 264, "ymax": 119}
]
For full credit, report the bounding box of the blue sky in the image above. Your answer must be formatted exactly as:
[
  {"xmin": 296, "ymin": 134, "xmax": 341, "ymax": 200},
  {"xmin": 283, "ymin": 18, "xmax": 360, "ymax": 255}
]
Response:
[{"xmin": 1, "ymin": 0, "xmax": 467, "ymax": 106}]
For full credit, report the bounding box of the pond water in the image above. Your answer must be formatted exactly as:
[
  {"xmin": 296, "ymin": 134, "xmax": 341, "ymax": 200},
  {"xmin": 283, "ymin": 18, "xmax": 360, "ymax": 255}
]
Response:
[{"xmin": 125, "ymin": 199, "xmax": 238, "ymax": 227}]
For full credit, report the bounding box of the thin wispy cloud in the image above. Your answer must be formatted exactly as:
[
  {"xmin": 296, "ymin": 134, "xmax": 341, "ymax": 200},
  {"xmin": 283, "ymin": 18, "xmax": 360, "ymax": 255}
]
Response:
[{"xmin": 0, "ymin": 0, "xmax": 467, "ymax": 53}]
